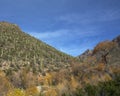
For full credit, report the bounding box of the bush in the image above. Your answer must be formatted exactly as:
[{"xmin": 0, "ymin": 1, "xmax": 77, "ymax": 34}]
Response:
[
  {"xmin": 7, "ymin": 88, "xmax": 25, "ymax": 96},
  {"xmin": 75, "ymin": 74, "xmax": 120, "ymax": 96}
]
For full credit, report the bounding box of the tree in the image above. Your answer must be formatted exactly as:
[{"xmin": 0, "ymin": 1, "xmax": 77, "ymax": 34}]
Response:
[
  {"xmin": 25, "ymin": 86, "xmax": 40, "ymax": 96},
  {"xmin": 0, "ymin": 71, "xmax": 13, "ymax": 96},
  {"xmin": 7, "ymin": 88, "xmax": 25, "ymax": 96}
]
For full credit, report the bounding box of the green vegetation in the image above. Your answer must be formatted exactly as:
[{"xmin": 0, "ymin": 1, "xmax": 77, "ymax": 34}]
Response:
[
  {"xmin": 75, "ymin": 74, "xmax": 120, "ymax": 96},
  {"xmin": 0, "ymin": 22, "xmax": 74, "ymax": 73}
]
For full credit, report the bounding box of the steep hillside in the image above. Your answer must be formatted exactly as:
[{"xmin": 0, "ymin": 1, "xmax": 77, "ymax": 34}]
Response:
[
  {"xmin": 0, "ymin": 22, "xmax": 74, "ymax": 73},
  {"xmin": 0, "ymin": 21, "xmax": 120, "ymax": 96}
]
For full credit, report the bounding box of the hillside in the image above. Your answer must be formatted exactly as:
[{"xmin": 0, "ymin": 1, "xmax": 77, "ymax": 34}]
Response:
[
  {"xmin": 78, "ymin": 35, "xmax": 120, "ymax": 65},
  {"xmin": 0, "ymin": 22, "xmax": 74, "ymax": 73},
  {"xmin": 75, "ymin": 35, "xmax": 120, "ymax": 85},
  {"xmin": 0, "ymin": 21, "xmax": 120, "ymax": 96}
]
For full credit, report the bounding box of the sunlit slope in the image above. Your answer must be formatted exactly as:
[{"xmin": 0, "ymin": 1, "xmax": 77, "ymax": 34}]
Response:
[{"xmin": 0, "ymin": 22, "xmax": 74, "ymax": 72}]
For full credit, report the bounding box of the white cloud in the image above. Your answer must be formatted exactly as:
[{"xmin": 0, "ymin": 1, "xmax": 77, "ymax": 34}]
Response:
[
  {"xmin": 28, "ymin": 28, "xmax": 101, "ymax": 41},
  {"xmin": 59, "ymin": 9, "xmax": 120, "ymax": 25},
  {"xmin": 28, "ymin": 29, "xmax": 69, "ymax": 39},
  {"xmin": 27, "ymin": 28, "xmax": 104, "ymax": 56},
  {"xmin": 100, "ymin": 9, "xmax": 120, "ymax": 21}
]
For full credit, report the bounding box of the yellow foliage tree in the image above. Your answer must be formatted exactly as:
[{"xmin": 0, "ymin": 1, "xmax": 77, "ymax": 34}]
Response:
[
  {"xmin": 42, "ymin": 88, "xmax": 57, "ymax": 96},
  {"xmin": 100, "ymin": 73, "xmax": 112, "ymax": 81},
  {"xmin": 70, "ymin": 76, "xmax": 79, "ymax": 91},
  {"xmin": 0, "ymin": 71, "xmax": 13, "ymax": 96},
  {"xmin": 56, "ymin": 80, "xmax": 70, "ymax": 96},
  {"xmin": 95, "ymin": 63, "xmax": 105, "ymax": 71},
  {"xmin": 44, "ymin": 73, "xmax": 52, "ymax": 86},
  {"xmin": 25, "ymin": 86, "xmax": 40, "ymax": 96},
  {"xmin": 7, "ymin": 88, "xmax": 25, "ymax": 96}
]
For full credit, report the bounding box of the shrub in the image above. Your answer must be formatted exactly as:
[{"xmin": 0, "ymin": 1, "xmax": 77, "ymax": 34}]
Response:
[{"xmin": 7, "ymin": 88, "xmax": 25, "ymax": 96}]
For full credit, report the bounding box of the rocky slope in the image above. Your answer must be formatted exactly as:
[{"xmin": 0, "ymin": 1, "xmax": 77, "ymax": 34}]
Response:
[
  {"xmin": 78, "ymin": 35, "xmax": 120, "ymax": 65},
  {"xmin": 75, "ymin": 35, "xmax": 120, "ymax": 86}
]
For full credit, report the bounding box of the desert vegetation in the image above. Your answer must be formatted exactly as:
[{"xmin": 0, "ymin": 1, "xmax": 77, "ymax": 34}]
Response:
[{"xmin": 0, "ymin": 22, "xmax": 120, "ymax": 96}]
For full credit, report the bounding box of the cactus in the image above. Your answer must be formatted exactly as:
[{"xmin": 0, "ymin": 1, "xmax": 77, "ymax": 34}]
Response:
[{"xmin": 40, "ymin": 58, "xmax": 44, "ymax": 72}]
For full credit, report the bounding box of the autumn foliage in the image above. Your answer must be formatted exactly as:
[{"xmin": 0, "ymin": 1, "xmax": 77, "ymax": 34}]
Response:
[
  {"xmin": 93, "ymin": 41, "xmax": 116, "ymax": 54},
  {"xmin": 7, "ymin": 89, "xmax": 25, "ymax": 96}
]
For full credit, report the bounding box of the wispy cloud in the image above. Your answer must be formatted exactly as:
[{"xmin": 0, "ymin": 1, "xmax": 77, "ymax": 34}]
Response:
[
  {"xmin": 28, "ymin": 27, "xmax": 102, "ymax": 41},
  {"xmin": 1, "ymin": 0, "xmax": 120, "ymax": 56},
  {"xmin": 59, "ymin": 9, "xmax": 120, "ymax": 25},
  {"xmin": 28, "ymin": 29, "xmax": 69, "ymax": 39},
  {"xmin": 25, "ymin": 8, "xmax": 120, "ymax": 56},
  {"xmin": 27, "ymin": 28, "xmax": 103, "ymax": 56}
]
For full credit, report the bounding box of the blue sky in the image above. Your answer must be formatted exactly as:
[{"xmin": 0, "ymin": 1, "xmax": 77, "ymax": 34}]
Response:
[{"xmin": 0, "ymin": 0, "xmax": 120, "ymax": 56}]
